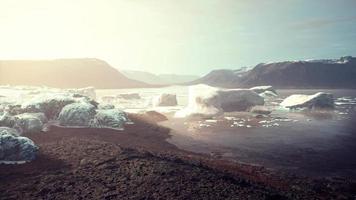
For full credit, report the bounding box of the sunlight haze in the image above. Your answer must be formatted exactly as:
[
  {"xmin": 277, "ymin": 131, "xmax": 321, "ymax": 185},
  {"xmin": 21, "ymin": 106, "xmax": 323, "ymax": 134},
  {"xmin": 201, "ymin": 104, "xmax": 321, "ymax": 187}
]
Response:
[{"xmin": 1, "ymin": 0, "xmax": 356, "ymax": 75}]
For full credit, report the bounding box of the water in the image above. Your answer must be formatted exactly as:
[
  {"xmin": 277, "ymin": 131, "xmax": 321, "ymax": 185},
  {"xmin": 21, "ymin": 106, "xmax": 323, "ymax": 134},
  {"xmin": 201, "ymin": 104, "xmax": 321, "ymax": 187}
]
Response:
[
  {"xmin": 2, "ymin": 86, "xmax": 356, "ymax": 178},
  {"xmin": 98, "ymin": 87, "xmax": 356, "ymax": 178}
]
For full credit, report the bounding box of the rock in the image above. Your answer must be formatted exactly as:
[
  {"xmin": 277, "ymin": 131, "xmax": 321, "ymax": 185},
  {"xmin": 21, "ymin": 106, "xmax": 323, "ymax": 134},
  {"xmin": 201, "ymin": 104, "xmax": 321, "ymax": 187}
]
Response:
[
  {"xmin": 58, "ymin": 102, "xmax": 96, "ymax": 127},
  {"xmin": 90, "ymin": 109, "xmax": 128, "ymax": 130},
  {"xmin": 153, "ymin": 94, "xmax": 178, "ymax": 107},
  {"xmin": 0, "ymin": 127, "xmax": 38, "ymax": 163},
  {"xmin": 13, "ymin": 113, "xmax": 44, "ymax": 134},
  {"xmin": 117, "ymin": 93, "xmax": 141, "ymax": 100},
  {"xmin": 176, "ymin": 84, "xmax": 264, "ymax": 117},
  {"xmin": 250, "ymin": 106, "xmax": 272, "ymax": 115},
  {"xmin": 144, "ymin": 111, "xmax": 168, "ymax": 122},
  {"xmin": 280, "ymin": 92, "xmax": 334, "ymax": 109},
  {"xmin": 250, "ymin": 86, "xmax": 277, "ymax": 95}
]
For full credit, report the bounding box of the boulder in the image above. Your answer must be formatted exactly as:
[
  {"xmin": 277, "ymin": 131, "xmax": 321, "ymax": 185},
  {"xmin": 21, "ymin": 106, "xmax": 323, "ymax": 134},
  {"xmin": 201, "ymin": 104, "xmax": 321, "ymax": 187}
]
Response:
[
  {"xmin": 0, "ymin": 127, "xmax": 38, "ymax": 163},
  {"xmin": 90, "ymin": 109, "xmax": 128, "ymax": 130},
  {"xmin": 117, "ymin": 93, "xmax": 141, "ymax": 100},
  {"xmin": 58, "ymin": 102, "xmax": 96, "ymax": 127},
  {"xmin": 176, "ymin": 84, "xmax": 264, "ymax": 117},
  {"xmin": 153, "ymin": 94, "xmax": 178, "ymax": 107},
  {"xmin": 280, "ymin": 92, "xmax": 334, "ymax": 109}
]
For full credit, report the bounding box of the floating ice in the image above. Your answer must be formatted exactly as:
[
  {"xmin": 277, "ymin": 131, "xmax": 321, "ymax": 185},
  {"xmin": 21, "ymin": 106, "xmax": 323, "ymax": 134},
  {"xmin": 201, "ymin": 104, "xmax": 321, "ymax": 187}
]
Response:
[
  {"xmin": 176, "ymin": 84, "xmax": 264, "ymax": 118},
  {"xmin": 280, "ymin": 92, "xmax": 334, "ymax": 109},
  {"xmin": 152, "ymin": 93, "xmax": 178, "ymax": 107}
]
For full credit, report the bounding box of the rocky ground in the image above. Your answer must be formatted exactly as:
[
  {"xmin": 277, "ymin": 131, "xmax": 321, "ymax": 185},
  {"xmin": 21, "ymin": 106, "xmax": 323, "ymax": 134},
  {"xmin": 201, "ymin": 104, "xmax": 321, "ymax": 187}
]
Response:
[{"xmin": 0, "ymin": 114, "xmax": 355, "ymax": 199}]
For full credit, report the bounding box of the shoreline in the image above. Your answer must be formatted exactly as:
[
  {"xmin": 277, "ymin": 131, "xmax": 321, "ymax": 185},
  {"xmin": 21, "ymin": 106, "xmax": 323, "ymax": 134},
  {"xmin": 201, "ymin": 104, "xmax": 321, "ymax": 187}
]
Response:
[{"xmin": 1, "ymin": 114, "xmax": 356, "ymax": 199}]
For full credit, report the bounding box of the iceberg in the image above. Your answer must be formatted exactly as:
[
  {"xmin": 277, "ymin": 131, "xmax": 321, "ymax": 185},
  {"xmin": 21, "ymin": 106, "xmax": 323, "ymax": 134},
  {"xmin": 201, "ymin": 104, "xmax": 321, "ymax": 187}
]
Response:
[
  {"xmin": 280, "ymin": 92, "xmax": 334, "ymax": 109},
  {"xmin": 152, "ymin": 93, "xmax": 178, "ymax": 107},
  {"xmin": 0, "ymin": 127, "xmax": 39, "ymax": 163},
  {"xmin": 176, "ymin": 84, "xmax": 264, "ymax": 117}
]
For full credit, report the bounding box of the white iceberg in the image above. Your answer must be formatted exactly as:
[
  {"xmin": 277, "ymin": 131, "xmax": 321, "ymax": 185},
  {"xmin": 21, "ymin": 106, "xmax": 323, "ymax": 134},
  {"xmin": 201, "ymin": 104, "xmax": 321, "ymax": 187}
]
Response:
[
  {"xmin": 58, "ymin": 102, "xmax": 96, "ymax": 127},
  {"xmin": 280, "ymin": 92, "xmax": 334, "ymax": 109},
  {"xmin": 0, "ymin": 127, "xmax": 38, "ymax": 163},
  {"xmin": 152, "ymin": 93, "xmax": 178, "ymax": 107},
  {"xmin": 176, "ymin": 84, "xmax": 264, "ymax": 117}
]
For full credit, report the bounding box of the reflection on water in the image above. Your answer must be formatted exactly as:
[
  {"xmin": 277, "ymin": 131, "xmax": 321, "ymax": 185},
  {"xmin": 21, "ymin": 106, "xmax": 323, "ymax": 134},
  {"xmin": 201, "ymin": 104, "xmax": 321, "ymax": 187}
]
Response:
[{"xmin": 96, "ymin": 87, "xmax": 356, "ymax": 178}]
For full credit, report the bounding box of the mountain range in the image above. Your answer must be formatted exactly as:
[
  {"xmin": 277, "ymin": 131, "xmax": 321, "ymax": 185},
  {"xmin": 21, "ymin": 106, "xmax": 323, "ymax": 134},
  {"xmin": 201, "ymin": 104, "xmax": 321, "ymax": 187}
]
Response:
[
  {"xmin": 121, "ymin": 70, "xmax": 199, "ymax": 85},
  {"xmin": 190, "ymin": 56, "xmax": 356, "ymax": 89},
  {"xmin": 0, "ymin": 58, "xmax": 149, "ymax": 89}
]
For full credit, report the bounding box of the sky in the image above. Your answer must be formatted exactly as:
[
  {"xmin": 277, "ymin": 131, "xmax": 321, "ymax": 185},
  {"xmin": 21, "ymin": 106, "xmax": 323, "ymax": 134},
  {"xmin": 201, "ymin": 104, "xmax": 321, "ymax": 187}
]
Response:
[{"xmin": 0, "ymin": 0, "xmax": 356, "ymax": 76}]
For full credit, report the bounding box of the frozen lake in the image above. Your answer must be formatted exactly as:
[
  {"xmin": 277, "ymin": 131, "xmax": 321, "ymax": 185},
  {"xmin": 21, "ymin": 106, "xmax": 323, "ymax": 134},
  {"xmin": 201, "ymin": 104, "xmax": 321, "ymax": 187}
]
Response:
[{"xmin": 97, "ymin": 87, "xmax": 356, "ymax": 179}]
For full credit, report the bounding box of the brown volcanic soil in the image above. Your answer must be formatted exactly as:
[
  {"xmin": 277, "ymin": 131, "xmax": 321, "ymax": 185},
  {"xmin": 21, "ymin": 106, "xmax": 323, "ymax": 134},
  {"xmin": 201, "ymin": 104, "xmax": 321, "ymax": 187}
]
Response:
[{"xmin": 0, "ymin": 114, "xmax": 355, "ymax": 200}]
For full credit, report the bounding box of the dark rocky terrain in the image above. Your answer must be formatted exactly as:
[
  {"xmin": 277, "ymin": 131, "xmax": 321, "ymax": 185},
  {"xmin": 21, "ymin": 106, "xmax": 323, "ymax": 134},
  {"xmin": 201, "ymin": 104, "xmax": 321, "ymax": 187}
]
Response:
[
  {"xmin": 190, "ymin": 56, "xmax": 356, "ymax": 89},
  {"xmin": 0, "ymin": 58, "xmax": 149, "ymax": 89},
  {"xmin": 1, "ymin": 114, "xmax": 355, "ymax": 199}
]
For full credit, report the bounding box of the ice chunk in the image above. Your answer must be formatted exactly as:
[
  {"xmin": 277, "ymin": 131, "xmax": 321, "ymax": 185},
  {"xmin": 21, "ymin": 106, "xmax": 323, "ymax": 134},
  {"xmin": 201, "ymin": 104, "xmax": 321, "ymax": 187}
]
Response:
[
  {"xmin": 117, "ymin": 93, "xmax": 141, "ymax": 100},
  {"xmin": 13, "ymin": 113, "xmax": 44, "ymax": 134},
  {"xmin": 21, "ymin": 93, "xmax": 76, "ymax": 119},
  {"xmin": 250, "ymin": 86, "xmax": 277, "ymax": 95},
  {"xmin": 0, "ymin": 127, "xmax": 38, "ymax": 163},
  {"xmin": 176, "ymin": 84, "xmax": 264, "ymax": 118},
  {"xmin": 66, "ymin": 87, "xmax": 96, "ymax": 100},
  {"xmin": 58, "ymin": 102, "xmax": 96, "ymax": 127},
  {"xmin": 98, "ymin": 104, "xmax": 116, "ymax": 110},
  {"xmin": 280, "ymin": 92, "xmax": 334, "ymax": 109},
  {"xmin": 152, "ymin": 93, "xmax": 178, "ymax": 107},
  {"xmin": 90, "ymin": 109, "xmax": 128, "ymax": 130},
  {"xmin": 250, "ymin": 106, "xmax": 272, "ymax": 115},
  {"xmin": 259, "ymin": 91, "xmax": 278, "ymax": 98}
]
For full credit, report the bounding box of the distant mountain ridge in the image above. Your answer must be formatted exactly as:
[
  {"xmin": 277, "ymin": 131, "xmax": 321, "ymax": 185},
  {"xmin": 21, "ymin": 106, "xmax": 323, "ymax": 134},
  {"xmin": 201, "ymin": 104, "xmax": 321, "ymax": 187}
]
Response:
[
  {"xmin": 0, "ymin": 58, "xmax": 149, "ymax": 89},
  {"xmin": 190, "ymin": 56, "xmax": 356, "ymax": 89},
  {"xmin": 121, "ymin": 70, "xmax": 199, "ymax": 85}
]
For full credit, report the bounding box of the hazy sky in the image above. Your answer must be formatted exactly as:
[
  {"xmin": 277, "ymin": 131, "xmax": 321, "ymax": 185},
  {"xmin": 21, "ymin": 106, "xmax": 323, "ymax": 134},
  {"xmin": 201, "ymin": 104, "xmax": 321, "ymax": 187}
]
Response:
[{"xmin": 1, "ymin": 0, "xmax": 356, "ymax": 75}]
